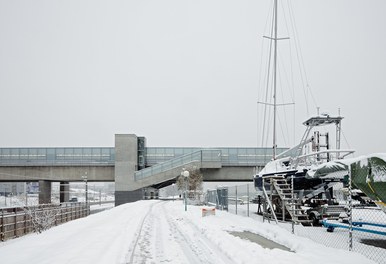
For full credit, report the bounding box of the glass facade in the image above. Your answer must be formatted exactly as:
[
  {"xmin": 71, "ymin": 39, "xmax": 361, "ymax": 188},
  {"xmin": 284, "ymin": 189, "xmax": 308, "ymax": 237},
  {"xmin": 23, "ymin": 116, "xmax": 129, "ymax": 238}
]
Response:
[
  {"xmin": 0, "ymin": 148, "xmax": 115, "ymax": 166},
  {"xmin": 145, "ymin": 147, "xmax": 288, "ymax": 167},
  {"xmin": 145, "ymin": 147, "xmax": 201, "ymax": 165},
  {"xmin": 0, "ymin": 147, "xmax": 287, "ymax": 168}
]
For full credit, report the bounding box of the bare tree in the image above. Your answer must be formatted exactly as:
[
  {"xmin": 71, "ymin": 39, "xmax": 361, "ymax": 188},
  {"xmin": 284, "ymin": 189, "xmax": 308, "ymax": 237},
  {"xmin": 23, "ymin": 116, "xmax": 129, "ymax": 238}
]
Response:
[
  {"xmin": 176, "ymin": 166, "xmax": 203, "ymax": 201},
  {"xmin": 23, "ymin": 204, "xmax": 59, "ymax": 233},
  {"xmin": 14, "ymin": 190, "xmax": 62, "ymax": 234}
]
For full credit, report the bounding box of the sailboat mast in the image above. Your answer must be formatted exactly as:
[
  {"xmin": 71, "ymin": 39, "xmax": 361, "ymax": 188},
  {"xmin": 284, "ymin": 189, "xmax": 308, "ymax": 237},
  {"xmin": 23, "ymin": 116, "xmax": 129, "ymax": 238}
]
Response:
[{"xmin": 273, "ymin": 0, "xmax": 278, "ymax": 160}]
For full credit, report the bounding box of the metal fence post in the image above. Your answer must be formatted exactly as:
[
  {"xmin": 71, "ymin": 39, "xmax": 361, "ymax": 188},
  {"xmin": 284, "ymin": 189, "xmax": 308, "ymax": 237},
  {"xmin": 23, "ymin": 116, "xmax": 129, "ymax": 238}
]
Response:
[
  {"xmin": 348, "ymin": 165, "xmax": 353, "ymax": 251},
  {"xmin": 1, "ymin": 209, "xmax": 4, "ymax": 241},
  {"xmin": 235, "ymin": 185, "xmax": 238, "ymax": 215},
  {"xmin": 291, "ymin": 175, "xmax": 294, "ymax": 234},
  {"xmin": 247, "ymin": 184, "xmax": 250, "ymax": 217},
  {"xmin": 262, "ymin": 178, "xmax": 265, "ymax": 223},
  {"xmin": 14, "ymin": 207, "xmax": 17, "ymax": 238},
  {"xmin": 24, "ymin": 209, "xmax": 27, "ymax": 235}
]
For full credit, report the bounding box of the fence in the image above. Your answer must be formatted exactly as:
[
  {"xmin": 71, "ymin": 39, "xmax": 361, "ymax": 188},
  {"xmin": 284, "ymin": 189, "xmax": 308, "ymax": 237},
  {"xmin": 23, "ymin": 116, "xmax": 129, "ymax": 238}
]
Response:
[
  {"xmin": 206, "ymin": 179, "xmax": 386, "ymax": 264},
  {"xmin": 205, "ymin": 183, "xmax": 259, "ymax": 217},
  {"xmin": 0, "ymin": 203, "xmax": 89, "ymax": 241}
]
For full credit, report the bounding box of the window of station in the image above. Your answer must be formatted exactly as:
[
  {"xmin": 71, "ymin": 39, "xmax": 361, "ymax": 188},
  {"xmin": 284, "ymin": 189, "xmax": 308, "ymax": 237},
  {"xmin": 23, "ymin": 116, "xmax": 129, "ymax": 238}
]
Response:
[
  {"xmin": 10, "ymin": 148, "xmax": 19, "ymax": 159},
  {"xmin": 101, "ymin": 148, "xmax": 112, "ymax": 160},
  {"xmin": 73, "ymin": 148, "xmax": 82, "ymax": 159},
  {"xmin": 82, "ymin": 148, "xmax": 92, "ymax": 160},
  {"xmin": 46, "ymin": 148, "xmax": 55, "ymax": 160}
]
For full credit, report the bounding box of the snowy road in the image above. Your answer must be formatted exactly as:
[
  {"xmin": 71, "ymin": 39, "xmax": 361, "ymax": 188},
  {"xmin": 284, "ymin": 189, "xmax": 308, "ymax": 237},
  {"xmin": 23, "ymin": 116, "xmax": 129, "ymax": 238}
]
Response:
[
  {"xmin": 0, "ymin": 200, "xmax": 377, "ymax": 264},
  {"xmin": 127, "ymin": 201, "xmax": 233, "ymax": 264}
]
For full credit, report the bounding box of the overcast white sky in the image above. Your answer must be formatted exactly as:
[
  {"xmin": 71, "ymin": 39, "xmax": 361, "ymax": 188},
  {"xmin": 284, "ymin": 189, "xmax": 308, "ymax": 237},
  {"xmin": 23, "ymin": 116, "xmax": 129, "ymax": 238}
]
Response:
[{"xmin": 0, "ymin": 0, "xmax": 385, "ymax": 156}]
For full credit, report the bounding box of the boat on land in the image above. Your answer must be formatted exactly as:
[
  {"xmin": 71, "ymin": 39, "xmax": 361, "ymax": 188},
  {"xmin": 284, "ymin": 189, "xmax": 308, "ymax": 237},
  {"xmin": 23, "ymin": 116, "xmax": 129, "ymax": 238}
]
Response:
[
  {"xmin": 253, "ymin": 0, "xmax": 355, "ymax": 200},
  {"xmin": 254, "ymin": 114, "xmax": 355, "ymax": 197},
  {"xmin": 253, "ymin": 0, "xmax": 386, "ymax": 217}
]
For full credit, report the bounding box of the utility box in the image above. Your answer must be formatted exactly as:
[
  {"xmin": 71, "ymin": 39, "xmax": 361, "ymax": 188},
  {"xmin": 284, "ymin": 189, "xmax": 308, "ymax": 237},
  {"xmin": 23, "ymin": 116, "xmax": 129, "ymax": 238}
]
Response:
[{"xmin": 216, "ymin": 187, "xmax": 228, "ymax": 211}]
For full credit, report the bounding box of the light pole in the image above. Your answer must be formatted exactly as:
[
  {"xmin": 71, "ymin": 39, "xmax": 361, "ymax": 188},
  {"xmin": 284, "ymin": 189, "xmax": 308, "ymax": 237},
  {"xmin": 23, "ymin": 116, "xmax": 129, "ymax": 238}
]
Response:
[
  {"xmin": 25, "ymin": 182, "xmax": 28, "ymax": 207},
  {"xmin": 82, "ymin": 172, "xmax": 88, "ymax": 206},
  {"xmin": 181, "ymin": 169, "xmax": 190, "ymax": 211}
]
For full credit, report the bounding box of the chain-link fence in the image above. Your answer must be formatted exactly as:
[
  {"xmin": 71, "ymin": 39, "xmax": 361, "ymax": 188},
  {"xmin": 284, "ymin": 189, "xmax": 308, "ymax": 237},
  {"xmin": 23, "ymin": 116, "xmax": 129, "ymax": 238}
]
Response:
[
  {"xmin": 205, "ymin": 176, "xmax": 386, "ymax": 264},
  {"xmin": 226, "ymin": 184, "xmax": 256, "ymax": 217},
  {"xmin": 205, "ymin": 183, "xmax": 262, "ymax": 219}
]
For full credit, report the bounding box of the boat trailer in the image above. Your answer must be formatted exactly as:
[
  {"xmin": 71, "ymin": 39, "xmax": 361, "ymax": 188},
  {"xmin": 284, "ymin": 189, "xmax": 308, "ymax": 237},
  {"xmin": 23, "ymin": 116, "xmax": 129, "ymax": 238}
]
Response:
[{"xmin": 322, "ymin": 219, "xmax": 386, "ymax": 236}]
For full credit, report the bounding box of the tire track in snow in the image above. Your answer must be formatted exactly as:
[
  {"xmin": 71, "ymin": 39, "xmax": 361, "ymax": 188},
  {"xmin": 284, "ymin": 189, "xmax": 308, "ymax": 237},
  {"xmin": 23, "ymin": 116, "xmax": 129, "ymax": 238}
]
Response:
[
  {"xmin": 127, "ymin": 201, "xmax": 190, "ymax": 263},
  {"xmin": 125, "ymin": 201, "xmax": 159, "ymax": 264},
  {"xmin": 161, "ymin": 203, "xmax": 234, "ymax": 264},
  {"xmin": 126, "ymin": 201, "xmax": 234, "ymax": 264}
]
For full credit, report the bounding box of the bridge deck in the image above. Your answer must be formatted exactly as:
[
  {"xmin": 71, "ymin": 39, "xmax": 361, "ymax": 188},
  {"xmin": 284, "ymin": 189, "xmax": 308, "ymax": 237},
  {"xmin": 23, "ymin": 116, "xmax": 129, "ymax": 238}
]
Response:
[{"xmin": 0, "ymin": 147, "xmax": 286, "ymax": 167}]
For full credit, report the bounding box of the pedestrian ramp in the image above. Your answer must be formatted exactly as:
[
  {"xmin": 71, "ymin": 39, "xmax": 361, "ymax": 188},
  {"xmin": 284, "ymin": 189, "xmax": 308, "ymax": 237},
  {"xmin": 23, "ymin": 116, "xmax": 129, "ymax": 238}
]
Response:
[{"xmin": 133, "ymin": 149, "xmax": 222, "ymax": 189}]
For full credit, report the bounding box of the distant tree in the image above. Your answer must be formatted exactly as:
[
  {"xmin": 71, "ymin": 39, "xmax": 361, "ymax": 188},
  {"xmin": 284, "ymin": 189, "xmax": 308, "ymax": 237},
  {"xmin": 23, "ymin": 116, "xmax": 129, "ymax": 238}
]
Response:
[{"xmin": 176, "ymin": 166, "xmax": 203, "ymax": 200}]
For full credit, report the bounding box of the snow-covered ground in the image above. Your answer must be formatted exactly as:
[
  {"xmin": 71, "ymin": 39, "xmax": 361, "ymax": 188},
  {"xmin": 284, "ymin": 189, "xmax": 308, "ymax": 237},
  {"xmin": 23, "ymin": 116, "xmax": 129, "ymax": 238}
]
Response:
[{"xmin": 0, "ymin": 200, "xmax": 376, "ymax": 264}]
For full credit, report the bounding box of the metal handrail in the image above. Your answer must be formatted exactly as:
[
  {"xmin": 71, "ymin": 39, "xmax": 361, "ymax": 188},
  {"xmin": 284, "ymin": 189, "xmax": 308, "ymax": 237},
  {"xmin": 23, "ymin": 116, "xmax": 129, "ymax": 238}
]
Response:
[{"xmin": 134, "ymin": 149, "xmax": 221, "ymax": 181}]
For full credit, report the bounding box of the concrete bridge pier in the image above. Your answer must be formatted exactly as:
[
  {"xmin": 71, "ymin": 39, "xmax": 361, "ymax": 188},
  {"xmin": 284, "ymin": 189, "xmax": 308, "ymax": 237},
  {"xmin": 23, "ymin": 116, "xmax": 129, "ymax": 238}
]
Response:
[
  {"xmin": 39, "ymin": 180, "xmax": 52, "ymax": 204},
  {"xmin": 114, "ymin": 134, "xmax": 143, "ymax": 206},
  {"xmin": 60, "ymin": 181, "xmax": 69, "ymax": 203}
]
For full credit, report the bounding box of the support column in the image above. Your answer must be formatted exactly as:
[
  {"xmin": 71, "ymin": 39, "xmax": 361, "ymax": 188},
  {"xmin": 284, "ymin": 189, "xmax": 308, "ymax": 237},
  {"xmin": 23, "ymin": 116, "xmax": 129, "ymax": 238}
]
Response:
[
  {"xmin": 38, "ymin": 180, "xmax": 52, "ymax": 204},
  {"xmin": 60, "ymin": 181, "xmax": 69, "ymax": 203},
  {"xmin": 114, "ymin": 134, "xmax": 139, "ymax": 206}
]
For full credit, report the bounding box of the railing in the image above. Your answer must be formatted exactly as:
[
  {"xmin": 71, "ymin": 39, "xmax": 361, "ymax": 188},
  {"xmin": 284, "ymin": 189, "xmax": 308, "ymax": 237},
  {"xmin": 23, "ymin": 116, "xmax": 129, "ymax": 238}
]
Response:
[
  {"xmin": 135, "ymin": 149, "xmax": 221, "ymax": 181},
  {"xmin": 0, "ymin": 203, "xmax": 89, "ymax": 241}
]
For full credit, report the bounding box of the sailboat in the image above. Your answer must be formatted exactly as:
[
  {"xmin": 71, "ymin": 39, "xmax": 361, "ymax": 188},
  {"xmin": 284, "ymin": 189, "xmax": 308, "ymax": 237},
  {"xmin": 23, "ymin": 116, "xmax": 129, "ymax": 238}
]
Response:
[
  {"xmin": 253, "ymin": 0, "xmax": 355, "ymax": 199},
  {"xmin": 254, "ymin": 114, "xmax": 355, "ymax": 196},
  {"xmin": 253, "ymin": 0, "xmax": 386, "ymax": 217}
]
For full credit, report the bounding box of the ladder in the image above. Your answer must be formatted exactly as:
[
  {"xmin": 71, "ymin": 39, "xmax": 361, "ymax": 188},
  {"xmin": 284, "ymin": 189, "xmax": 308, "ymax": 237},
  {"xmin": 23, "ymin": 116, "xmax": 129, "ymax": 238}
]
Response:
[{"xmin": 269, "ymin": 176, "xmax": 312, "ymax": 225}]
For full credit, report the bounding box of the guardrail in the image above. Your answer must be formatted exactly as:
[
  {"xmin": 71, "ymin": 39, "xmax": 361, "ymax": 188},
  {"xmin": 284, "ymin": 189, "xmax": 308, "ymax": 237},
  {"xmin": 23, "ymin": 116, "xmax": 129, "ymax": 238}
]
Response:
[{"xmin": 0, "ymin": 203, "xmax": 89, "ymax": 241}]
